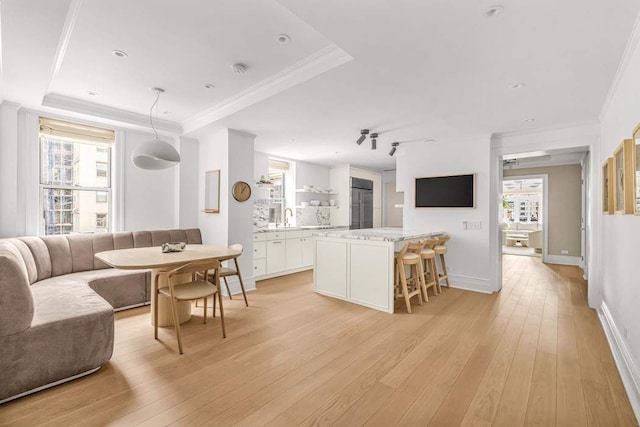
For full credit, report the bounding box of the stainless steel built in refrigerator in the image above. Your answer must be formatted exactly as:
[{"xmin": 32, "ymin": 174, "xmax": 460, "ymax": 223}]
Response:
[{"xmin": 350, "ymin": 177, "xmax": 374, "ymax": 229}]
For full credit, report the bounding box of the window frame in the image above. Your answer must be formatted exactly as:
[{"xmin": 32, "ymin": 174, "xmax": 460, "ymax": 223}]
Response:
[{"xmin": 39, "ymin": 135, "xmax": 113, "ymax": 235}]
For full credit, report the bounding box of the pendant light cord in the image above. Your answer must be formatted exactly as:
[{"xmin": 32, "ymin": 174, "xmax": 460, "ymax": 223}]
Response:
[{"xmin": 149, "ymin": 90, "xmax": 160, "ymax": 140}]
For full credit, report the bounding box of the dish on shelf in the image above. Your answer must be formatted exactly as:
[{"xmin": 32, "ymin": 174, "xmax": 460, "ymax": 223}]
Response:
[
  {"xmin": 300, "ymin": 201, "xmax": 310, "ymax": 207},
  {"xmin": 303, "ymin": 185, "xmax": 313, "ymax": 191},
  {"xmin": 310, "ymin": 200, "xmax": 321, "ymax": 206},
  {"xmin": 329, "ymin": 200, "xmax": 336, "ymax": 206}
]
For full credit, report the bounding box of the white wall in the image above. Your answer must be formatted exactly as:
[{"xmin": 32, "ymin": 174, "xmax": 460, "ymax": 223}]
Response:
[
  {"xmin": 598, "ymin": 16, "xmax": 640, "ymax": 416},
  {"xmin": 198, "ymin": 128, "xmax": 256, "ymax": 295},
  {"xmin": 198, "ymin": 128, "xmax": 230, "ymax": 247},
  {"xmin": 177, "ymin": 136, "xmax": 199, "ymax": 229},
  {"xmin": 0, "ymin": 102, "xmax": 20, "ymax": 237},
  {"xmin": 397, "ymin": 137, "xmax": 493, "ymax": 293}
]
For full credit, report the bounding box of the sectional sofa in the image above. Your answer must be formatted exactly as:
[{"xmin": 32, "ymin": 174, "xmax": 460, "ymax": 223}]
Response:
[{"xmin": 0, "ymin": 228, "xmax": 202, "ymax": 404}]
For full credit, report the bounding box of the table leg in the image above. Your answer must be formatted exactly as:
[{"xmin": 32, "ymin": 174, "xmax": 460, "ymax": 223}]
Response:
[{"xmin": 150, "ymin": 268, "xmax": 193, "ymax": 327}]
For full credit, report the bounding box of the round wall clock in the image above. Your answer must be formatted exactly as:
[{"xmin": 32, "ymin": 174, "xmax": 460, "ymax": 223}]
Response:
[{"xmin": 232, "ymin": 181, "xmax": 252, "ymax": 202}]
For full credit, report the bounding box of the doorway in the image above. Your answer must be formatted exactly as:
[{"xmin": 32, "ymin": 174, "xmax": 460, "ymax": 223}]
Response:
[{"xmin": 502, "ymin": 176, "xmax": 546, "ymax": 259}]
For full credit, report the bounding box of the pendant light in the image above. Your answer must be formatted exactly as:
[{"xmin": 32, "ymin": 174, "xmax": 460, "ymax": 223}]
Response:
[{"xmin": 131, "ymin": 87, "xmax": 180, "ymax": 170}]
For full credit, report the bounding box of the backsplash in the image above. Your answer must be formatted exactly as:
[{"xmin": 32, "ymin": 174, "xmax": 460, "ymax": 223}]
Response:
[
  {"xmin": 253, "ymin": 204, "xmax": 270, "ymax": 229},
  {"xmin": 296, "ymin": 207, "xmax": 331, "ymax": 226}
]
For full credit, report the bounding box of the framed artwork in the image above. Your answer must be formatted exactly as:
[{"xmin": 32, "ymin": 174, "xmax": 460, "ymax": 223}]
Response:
[
  {"xmin": 634, "ymin": 123, "xmax": 640, "ymax": 215},
  {"xmin": 204, "ymin": 169, "xmax": 220, "ymax": 213},
  {"xmin": 603, "ymin": 158, "xmax": 614, "ymax": 214},
  {"xmin": 613, "ymin": 139, "xmax": 634, "ymax": 214}
]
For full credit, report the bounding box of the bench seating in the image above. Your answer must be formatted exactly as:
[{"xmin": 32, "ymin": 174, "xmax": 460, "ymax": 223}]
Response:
[{"xmin": 0, "ymin": 228, "xmax": 202, "ymax": 404}]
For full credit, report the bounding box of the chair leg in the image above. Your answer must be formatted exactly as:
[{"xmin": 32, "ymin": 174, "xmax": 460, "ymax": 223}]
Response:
[
  {"xmin": 203, "ymin": 296, "xmax": 207, "ymax": 324},
  {"xmin": 440, "ymin": 254, "xmax": 450, "ymax": 287},
  {"xmin": 217, "ymin": 289, "xmax": 226, "ymax": 338},
  {"xmin": 153, "ymin": 274, "xmax": 160, "ymax": 339},
  {"xmin": 223, "ymin": 277, "xmax": 232, "ymax": 300},
  {"xmin": 415, "ymin": 263, "xmax": 426, "ymax": 303},
  {"xmin": 212, "ymin": 294, "xmax": 216, "ymax": 318},
  {"xmin": 235, "ymin": 259, "xmax": 249, "ymax": 307},
  {"xmin": 169, "ymin": 297, "xmax": 183, "ymax": 354},
  {"xmin": 398, "ymin": 261, "xmax": 412, "ymax": 314}
]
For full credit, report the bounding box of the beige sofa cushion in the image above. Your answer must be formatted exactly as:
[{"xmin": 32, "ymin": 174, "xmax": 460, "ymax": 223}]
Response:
[
  {"xmin": 19, "ymin": 237, "xmax": 52, "ymax": 281},
  {"xmin": 150, "ymin": 230, "xmax": 171, "ymax": 246},
  {"xmin": 185, "ymin": 228, "xmax": 202, "ymax": 244},
  {"xmin": 41, "ymin": 236, "xmax": 73, "ymax": 277},
  {"xmin": 113, "ymin": 232, "xmax": 134, "ymax": 249},
  {"xmin": 0, "ymin": 242, "xmax": 34, "ymax": 337},
  {"xmin": 132, "ymin": 231, "xmax": 152, "ymax": 248},
  {"xmin": 6, "ymin": 239, "xmax": 38, "ymax": 284},
  {"xmin": 67, "ymin": 234, "xmax": 95, "ymax": 273},
  {"xmin": 92, "ymin": 233, "xmax": 114, "ymax": 270}
]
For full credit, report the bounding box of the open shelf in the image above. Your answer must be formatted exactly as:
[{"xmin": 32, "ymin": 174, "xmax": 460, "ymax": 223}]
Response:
[{"xmin": 295, "ymin": 189, "xmax": 338, "ymax": 195}]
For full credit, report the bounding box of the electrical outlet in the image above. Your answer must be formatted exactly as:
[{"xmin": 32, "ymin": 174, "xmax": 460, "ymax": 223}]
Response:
[
  {"xmin": 561, "ymin": 249, "xmax": 569, "ymax": 255},
  {"xmin": 462, "ymin": 221, "xmax": 468, "ymax": 230}
]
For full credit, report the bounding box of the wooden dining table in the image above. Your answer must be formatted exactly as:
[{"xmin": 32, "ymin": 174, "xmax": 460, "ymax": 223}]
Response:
[{"xmin": 95, "ymin": 244, "xmax": 241, "ymax": 326}]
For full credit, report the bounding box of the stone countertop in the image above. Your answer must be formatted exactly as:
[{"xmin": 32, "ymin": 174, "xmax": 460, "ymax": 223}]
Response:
[
  {"xmin": 253, "ymin": 225, "xmax": 348, "ymax": 233},
  {"xmin": 312, "ymin": 227, "xmax": 445, "ymax": 242}
]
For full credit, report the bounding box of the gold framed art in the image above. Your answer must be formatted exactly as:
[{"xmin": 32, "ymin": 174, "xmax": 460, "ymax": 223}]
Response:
[
  {"xmin": 204, "ymin": 169, "xmax": 220, "ymax": 213},
  {"xmin": 613, "ymin": 139, "xmax": 634, "ymax": 214},
  {"xmin": 603, "ymin": 157, "xmax": 614, "ymax": 214},
  {"xmin": 633, "ymin": 123, "xmax": 640, "ymax": 215}
]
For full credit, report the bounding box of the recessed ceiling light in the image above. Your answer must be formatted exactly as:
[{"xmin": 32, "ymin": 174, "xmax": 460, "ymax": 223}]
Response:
[
  {"xmin": 509, "ymin": 82, "xmax": 526, "ymax": 89},
  {"xmin": 425, "ymin": 138, "xmax": 436, "ymax": 142},
  {"xmin": 485, "ymin": 5, "xmax": 504, "ymax": 18},
  {"xmin": 289, "ymin": 138, "xmax": 296, "ymax": 142},
  {"xmin": 163, "ymin": 111, "xmax": 170, "ymax": 115},
  {"xmin": 231, "ymin": 63, "xmax": 248, "ymax": 74},
  {"xmin": 523, "ymin": 118, "xmax": 536, "ymax": 123},
  {"xmin": 112, "ymin": 50, "xmax": 128, "ymax": 58},
  {"xmin": 87, "ymin": 91, "xmax": 98, "ymax": 96},
  {"xmin": 335, "ymin": 151, "xmax": 341, "ymax": 155},
  {"xmin": 204, "ymin": 83, "xmax": 215, "ymax": 89},
  {"xmin": 276, "ymin": 34, "xmax": 291, "ymax": 44}
]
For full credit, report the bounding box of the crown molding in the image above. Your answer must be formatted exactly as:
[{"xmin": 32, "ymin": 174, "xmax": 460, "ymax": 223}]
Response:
[
  {"xmin": 45, "ymin": 0, "xmax": 83, "ymax": 95},
  {"xmin": 600, "ymin": 10, "xmax": 640, "ymax": 120},
  {"xmin": 42, "ymin": 93, "xmax": 183, "ymax": 134},
  {"xmin": 182, "ymin": 44, "xmax": 353, "ymax": 134}
]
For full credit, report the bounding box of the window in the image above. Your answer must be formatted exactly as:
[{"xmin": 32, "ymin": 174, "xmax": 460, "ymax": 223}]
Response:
[
  {"xmin": 96, "ymin": 191, "xmax": 108, "ymax": 203},
  {"xmin": 39, "ymin": 117, "xmax": 115, "ymax": 235},
  {"xmin": 96, "ymin": 162, "xmax": 108, "ymax": 178}
]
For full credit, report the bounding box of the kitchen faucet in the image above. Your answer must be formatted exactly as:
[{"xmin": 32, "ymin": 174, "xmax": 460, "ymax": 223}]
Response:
[{"xmin": 284, "ymin": 208, "xmax": 293, "ymax": 227}]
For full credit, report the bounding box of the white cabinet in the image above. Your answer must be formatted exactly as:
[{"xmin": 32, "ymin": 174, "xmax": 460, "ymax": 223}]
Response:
[
  {"xmin": 253, "ymin": 239, "xmax": 267, "ymax": 276},
  {"xmin": 302, "ymin": 237, "xmax": 314, "ymax": 266},
  {"xmin": 285, "ymin": 237, "xmax": 302, "ymax": 270},
  {"xmin": 266, "ymin": 240, "xmax": 286, "ymax": 273}
]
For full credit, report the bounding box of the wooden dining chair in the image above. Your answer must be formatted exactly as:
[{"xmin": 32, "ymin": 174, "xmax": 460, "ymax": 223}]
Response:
[
  {"xmin": 197, "ymin": 244, "xmax": 248, "ymax": 307},
  {"xmin": 154, "ymin": 259, "xmax": 225, "ymax": 354}
]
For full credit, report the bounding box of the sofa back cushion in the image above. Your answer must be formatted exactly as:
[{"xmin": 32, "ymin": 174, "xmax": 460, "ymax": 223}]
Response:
[
  {"xmin": 6, "ymin": 239, "xmax": 38, "ymax": 284},
  {"xmin": 41, "ymin": 236, "xmax": 73, "ymax": 277},
  {"xmin": 132, "ymin": 231, "xmax": 152, "ymax": 248},
  {"xmin": 67, "ymin": 234, "xmax": 95, "ymax": 273},
  {"xmin": 150, "ymin": 230, "xmax": 171, "ymax": 247},
  {"xmin": 19, "ymin": 237, "xmax": 52, "ymax": 281},
  {"xmin": 185, "ymin": 229, "xmax": 202, "ymax": 244},
  {"xmin": 92, "ymin": 233, "xmax": 115, "ymax": 270},
  {"xmin": 0, "ymin": 242, "xmax": 34, "ymax": 337}
]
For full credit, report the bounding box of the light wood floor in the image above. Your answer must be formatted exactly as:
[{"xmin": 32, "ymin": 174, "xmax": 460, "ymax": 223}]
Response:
[{"xmin": 1, "ymin": 255, "xmax": 636, "ymax": 426}]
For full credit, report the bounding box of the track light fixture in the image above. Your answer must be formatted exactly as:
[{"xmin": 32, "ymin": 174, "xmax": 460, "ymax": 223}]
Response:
[
  {"xmin": 389, "ymin": 142, "xmax": 399, "ymax": 156},
  {"xmin": 370, "ymin": 133, "xmax": 378, "ymax": 150},
  {"xmin": 356, "ymin": 129, "xmax": 369, "ymax": 145}
]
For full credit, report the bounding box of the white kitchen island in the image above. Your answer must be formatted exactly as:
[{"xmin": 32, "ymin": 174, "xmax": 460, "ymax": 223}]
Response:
[{"xmin": 313, "ymin": 228, "xmax": 444, "ymax": 313}]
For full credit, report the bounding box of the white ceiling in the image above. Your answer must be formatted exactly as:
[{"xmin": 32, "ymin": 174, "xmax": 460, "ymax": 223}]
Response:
[{"xmin": 1, "ymin": 0, "xmax": 639, "ymax": 170}]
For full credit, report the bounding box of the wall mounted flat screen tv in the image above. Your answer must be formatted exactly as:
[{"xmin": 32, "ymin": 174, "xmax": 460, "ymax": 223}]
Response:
[{"xmin": 415, "ymin": 174, "xmax": 475, "ymax": 208}]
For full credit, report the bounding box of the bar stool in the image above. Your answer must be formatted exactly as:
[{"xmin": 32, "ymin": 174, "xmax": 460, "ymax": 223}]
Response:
[
  {"xmin": 394, "ymin": 241, "xmax": 426, "ymax": 313},
  {"xmin": 420, "ymin": 238, "xmax": 440, "ymax": 297},
  {"xmin": 434, "ymin": 235, "xmax": 451, "ymax": 289}
]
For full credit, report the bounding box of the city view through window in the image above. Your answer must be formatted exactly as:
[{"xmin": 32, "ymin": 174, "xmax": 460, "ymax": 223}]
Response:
[{"xmin": 40, "ymin": 136, "xmax": 111, "ymax": 235}]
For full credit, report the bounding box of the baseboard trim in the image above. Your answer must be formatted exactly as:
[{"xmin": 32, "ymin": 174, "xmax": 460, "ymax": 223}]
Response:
[
  {"xmin": 220, "ymin": 275, "xmax": 257, "ymax": 297},
  {"xmin": 598, "ymin": 301, "xmax": 640, "ymax": 421},
  {"xmin": 544, "ymin": 254, "xmax": 582, "ymax": 266},
  {"xmin": 0, "ymin": 366, "xmax": 101, "ymax": 405},
  {"xmin": 448, "ymin": 274, "xmax": 494, "ymax": 294}
]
